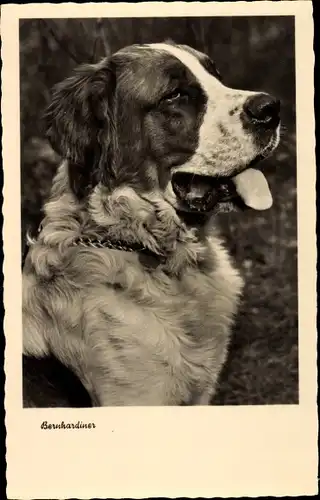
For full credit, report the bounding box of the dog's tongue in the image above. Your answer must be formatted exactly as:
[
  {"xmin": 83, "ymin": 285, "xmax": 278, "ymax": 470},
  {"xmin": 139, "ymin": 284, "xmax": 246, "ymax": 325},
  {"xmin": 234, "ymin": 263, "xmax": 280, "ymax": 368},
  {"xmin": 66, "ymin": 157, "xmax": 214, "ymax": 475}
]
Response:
[{"xmin": 232, "ymin": 168, "xmax": 273, "ymax": 210}]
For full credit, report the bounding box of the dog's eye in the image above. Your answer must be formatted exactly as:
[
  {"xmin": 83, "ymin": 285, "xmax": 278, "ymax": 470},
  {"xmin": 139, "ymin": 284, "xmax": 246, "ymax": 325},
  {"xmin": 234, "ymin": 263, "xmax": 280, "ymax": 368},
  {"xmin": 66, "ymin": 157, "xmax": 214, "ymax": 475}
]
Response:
[{"xmin": 163, "ymin": 89, "xmax": 187, "ymax": 104}]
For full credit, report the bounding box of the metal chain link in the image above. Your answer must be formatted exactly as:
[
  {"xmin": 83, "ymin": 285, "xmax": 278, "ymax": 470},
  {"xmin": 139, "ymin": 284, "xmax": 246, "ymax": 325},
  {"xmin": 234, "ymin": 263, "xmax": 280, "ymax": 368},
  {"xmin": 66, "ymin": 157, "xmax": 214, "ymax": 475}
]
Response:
[
  {"xmin": 28, "ymin": 223, "xmax": 161, "ymax": 259},
  {"xmin": 73, "ymin": 236, "xmax": 144, "ymax": 253}
]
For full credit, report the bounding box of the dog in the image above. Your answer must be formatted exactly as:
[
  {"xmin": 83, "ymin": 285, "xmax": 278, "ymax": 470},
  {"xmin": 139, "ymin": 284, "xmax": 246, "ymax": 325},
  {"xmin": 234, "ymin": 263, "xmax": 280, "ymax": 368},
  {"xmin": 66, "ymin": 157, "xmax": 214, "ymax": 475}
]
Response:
[{"xmin": 22, "ymin": 41, "xmax": 280, "ymax": 407}]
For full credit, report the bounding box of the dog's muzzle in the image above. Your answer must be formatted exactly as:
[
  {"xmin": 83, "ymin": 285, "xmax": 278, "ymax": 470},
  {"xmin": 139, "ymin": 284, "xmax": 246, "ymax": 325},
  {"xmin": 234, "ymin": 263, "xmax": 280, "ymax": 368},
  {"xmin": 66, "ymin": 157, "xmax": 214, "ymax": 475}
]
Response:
[{"xmin": 172, "ymin": 93, "xmax": 280, "ymax": 214}]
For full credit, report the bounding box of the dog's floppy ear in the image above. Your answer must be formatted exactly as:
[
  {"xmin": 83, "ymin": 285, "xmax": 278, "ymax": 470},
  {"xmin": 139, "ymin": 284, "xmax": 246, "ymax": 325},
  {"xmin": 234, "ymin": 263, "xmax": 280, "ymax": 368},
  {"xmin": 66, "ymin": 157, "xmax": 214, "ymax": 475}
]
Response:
[{"xmin": 44, "ymin": 60, "xmax": 117, "ymax": 197}]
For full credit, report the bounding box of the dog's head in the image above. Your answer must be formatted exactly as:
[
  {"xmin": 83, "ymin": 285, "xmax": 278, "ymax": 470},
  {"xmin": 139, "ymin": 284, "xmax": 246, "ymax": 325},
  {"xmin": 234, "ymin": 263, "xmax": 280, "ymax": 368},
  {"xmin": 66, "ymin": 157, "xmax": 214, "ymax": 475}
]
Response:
[{"xmin": 45, "ymin": 41, "xmax": 280, "ymax": 215}]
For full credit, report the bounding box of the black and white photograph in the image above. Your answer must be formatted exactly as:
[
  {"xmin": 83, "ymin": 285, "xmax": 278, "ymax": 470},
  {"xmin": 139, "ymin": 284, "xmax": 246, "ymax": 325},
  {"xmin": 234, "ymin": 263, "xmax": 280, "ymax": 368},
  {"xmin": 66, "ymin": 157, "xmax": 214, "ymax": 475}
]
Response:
[
  {"xmin": 20, "ymin": 14, "xmax": 298, "ymax": 408},
  {"xmin": 2, "ymin": 1, "xmax": 317, "ymax": 498}
]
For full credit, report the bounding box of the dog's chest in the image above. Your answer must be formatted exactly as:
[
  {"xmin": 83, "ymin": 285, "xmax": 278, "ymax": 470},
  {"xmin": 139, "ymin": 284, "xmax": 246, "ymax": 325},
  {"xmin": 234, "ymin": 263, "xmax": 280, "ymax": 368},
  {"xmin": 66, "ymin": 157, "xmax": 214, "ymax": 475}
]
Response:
[
  {"xmin": 65, "ymin": 240, "xmax": 243, "ymax": 405},
  {"xmin": 150, "ymin": 266, "xmax": 237, "ymax": 362},
  {"xmin": 85, "ymin": 256, "xmax": 241, "ymax": 405}
]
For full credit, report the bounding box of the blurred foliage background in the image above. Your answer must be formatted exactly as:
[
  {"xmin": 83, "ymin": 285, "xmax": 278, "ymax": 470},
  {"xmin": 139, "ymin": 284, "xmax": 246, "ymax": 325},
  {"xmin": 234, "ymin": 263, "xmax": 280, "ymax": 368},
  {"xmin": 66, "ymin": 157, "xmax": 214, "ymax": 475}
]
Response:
[{"xmin": 20, "ymin": 17, "xmax": 298, "ymax": 405}]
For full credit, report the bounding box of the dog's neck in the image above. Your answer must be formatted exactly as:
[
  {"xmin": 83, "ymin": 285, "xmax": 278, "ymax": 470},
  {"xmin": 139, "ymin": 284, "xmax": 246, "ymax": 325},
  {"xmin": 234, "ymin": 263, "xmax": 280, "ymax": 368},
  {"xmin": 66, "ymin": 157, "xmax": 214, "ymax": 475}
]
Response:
[{"xmin": 35, "ymin": 161, "xmax": 215, "ymax": 275}]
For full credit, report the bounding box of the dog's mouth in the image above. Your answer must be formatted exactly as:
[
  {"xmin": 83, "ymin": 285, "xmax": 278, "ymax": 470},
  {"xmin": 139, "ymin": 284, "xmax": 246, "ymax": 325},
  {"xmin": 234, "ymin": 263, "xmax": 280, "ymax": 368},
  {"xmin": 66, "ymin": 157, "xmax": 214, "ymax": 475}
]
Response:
[
  {"xmin": 172, "ymin": 136, "xmax": 278, "ymax": 213},
  {"xmin": 171, "ymin": 167, "xmax": 272, "ymax": 213}
]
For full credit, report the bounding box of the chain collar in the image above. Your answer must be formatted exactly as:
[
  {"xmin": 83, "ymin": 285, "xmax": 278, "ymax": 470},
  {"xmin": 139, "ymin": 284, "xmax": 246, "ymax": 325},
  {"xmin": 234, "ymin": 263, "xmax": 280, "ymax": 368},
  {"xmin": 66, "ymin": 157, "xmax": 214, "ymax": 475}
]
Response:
[
  {"xmin": 27, "ymin": 223, "xmax": 164, "ymax": 261},
  {"xmin": 73, "ymin": 236, "xmax": 160, "ymax": 257}
]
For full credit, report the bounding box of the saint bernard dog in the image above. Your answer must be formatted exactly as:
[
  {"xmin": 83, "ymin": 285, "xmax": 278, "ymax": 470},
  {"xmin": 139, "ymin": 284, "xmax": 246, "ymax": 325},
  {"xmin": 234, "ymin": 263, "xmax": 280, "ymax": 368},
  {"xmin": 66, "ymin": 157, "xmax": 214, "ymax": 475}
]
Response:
[{"xmin": 22, "ymin": 41, "xmax": 280, "ymax": 407}]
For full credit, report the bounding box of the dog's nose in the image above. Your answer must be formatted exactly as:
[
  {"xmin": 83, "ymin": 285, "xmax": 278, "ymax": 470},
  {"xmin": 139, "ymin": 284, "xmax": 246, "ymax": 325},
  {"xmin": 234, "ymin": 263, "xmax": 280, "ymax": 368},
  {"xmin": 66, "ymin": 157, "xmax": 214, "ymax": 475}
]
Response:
[{"xmin": 243, "ymin": 93, "xmax": 280, "ymax": 127}]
